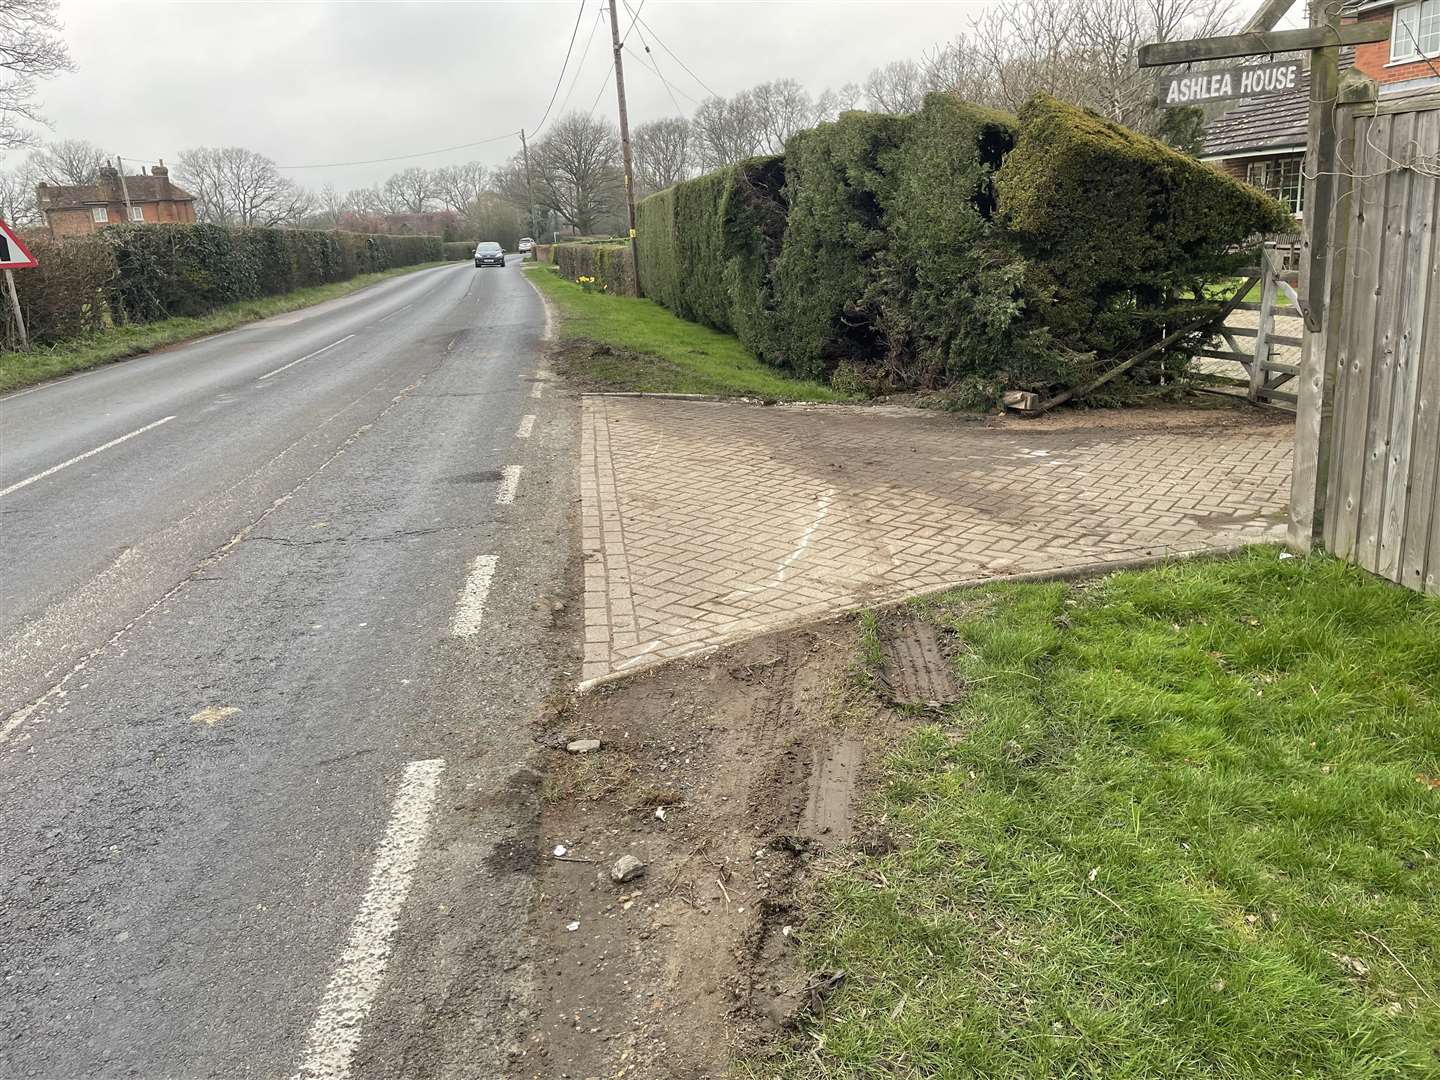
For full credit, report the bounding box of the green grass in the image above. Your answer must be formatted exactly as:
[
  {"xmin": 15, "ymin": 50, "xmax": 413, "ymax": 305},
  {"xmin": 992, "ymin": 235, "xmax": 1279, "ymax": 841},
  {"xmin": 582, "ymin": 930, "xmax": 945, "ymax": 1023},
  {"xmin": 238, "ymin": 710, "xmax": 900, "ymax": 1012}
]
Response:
[
  {"xmin": 759, "ymin": 550, "xmax": 1440, "ymax": 1079},
  {"xmin": 524, "ymin": 263, "xmax": 844, "ymax": 401},
  {"xmin": 0, "ymin": 261, "xmax": 451, "ymax": 395}
]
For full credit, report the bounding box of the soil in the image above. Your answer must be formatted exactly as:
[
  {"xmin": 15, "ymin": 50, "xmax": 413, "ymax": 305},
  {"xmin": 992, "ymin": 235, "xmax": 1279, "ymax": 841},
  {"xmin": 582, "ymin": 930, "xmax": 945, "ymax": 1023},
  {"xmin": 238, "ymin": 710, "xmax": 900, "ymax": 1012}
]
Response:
[{"xmin": 515, "ymin": 615, "xmax": 914, "ymax": 1079}]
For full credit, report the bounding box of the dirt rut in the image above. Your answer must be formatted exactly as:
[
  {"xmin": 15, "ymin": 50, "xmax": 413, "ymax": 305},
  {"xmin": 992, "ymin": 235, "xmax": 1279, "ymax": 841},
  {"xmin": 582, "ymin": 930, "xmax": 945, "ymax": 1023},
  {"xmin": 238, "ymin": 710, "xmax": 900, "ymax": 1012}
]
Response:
[{"xmin": 516, "ymin": 619, "xmax": 903, "ymax": 1078}]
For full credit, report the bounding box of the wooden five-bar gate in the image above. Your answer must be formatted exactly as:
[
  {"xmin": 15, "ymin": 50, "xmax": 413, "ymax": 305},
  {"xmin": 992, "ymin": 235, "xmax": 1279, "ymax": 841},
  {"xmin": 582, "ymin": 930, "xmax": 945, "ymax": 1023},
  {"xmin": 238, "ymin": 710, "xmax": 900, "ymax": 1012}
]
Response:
[{"xmin": 1201, "ymin": 242, "xmax": 1305, "ymax": 411}]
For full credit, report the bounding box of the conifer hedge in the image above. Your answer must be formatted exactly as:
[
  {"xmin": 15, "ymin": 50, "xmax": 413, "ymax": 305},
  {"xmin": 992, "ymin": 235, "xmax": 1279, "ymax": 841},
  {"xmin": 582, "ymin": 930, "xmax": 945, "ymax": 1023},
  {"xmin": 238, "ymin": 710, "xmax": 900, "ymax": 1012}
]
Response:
[
  {"xmin": 632, "ymin": 91, "xmax": 1294, "ymax": 403},
  {"xmin": 994, "ymin": 93, "xmax": 1294, "ymax": 363}
]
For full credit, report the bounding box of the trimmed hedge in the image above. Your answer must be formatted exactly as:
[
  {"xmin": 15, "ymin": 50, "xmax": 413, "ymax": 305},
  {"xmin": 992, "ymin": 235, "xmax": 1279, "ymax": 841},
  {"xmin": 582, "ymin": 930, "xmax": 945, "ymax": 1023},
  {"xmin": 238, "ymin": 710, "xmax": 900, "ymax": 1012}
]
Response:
[
  {"xmin": 633, "ymin": 91, "xmax": 1293, "ymax": 403},
  {"xmin": 548, "ymin": 241, "xmax": 638, "ymax": 297},
  {"xmin": 995, "ymin": 93, "xmax": 1294, "ymax": 362},
  {"xmin": 443, "ymin": 241, "xmax": 474, "ymax": 261},
  {"xmin": 2, "ymin": 235, "xmax": 114, "ymax": 346},
  {"xmin": 1, "ymin": 224, "xmax": 441, "ymax": 348},
  {"xmin": 635, "ymin": 155, "xmax": 786, "ymax": 349}
]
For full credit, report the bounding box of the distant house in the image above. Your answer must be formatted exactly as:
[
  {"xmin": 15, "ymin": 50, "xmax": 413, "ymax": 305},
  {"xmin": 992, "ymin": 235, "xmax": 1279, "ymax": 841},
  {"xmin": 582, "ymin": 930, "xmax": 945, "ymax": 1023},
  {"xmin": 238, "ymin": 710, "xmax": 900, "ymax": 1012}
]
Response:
[
  {"xmin": 36, "ymin": 160, "xmax": 197, "ymax": 238},
  {"xmin": 1201, "ymin": 0, "xmax": 1439, "ymax": 216}
]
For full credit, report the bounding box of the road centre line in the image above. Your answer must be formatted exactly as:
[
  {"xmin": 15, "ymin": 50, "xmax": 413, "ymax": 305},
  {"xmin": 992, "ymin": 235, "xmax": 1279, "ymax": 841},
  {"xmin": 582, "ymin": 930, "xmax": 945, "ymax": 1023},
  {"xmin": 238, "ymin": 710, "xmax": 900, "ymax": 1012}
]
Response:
[
  {"xmin": 289, "ymin": 759, "xmax": 446, "ymax": 1080},
  {"xmin": 258, "ymin": 334, "xmax": 356, "ymax": 381},
  {"xmin": 516, "ymin": 415, "xmax": 536, "ymax": 439},
  {"xmin": 451, "ymin": 554, "xmax": 498, "ymax": 636},
  {"xmin": 0, "ymin": 415, "xmax": 177, "ymax": 499},
  {"xmin": 376, "ymin": 303, "xmax": 412, "ymax": 324},
  {"xmin": 496, "ymin": 465, "xmax": 522, "ymax": 505}
]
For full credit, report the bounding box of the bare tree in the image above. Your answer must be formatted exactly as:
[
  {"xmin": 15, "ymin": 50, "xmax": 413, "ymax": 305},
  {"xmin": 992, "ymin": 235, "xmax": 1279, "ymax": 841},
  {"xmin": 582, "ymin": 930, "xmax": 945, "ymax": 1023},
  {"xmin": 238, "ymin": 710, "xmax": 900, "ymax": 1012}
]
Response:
[
  {"xmin": 691, "ymin": 92, "xmax": 763, "ymax": 170},
  {"xmin": 27, "ymin": 137, "xmax": 102, "ymax": 185},
  {"xmin": 751, "ymin": 78, "xmax": 817, "ymax": 154},
  {"xmin": 432, "ymin": 161, "xmax": 487, "ymax": 214},
  {"xmin": 380, "ymin": 166, "xmax": 435, "ymax": 214},
  {"xmin": 970, "ymin": 0, "xmax": 1237, "ymax": 134},
  {"xmin": 174, "ymin": 146, "xmax": 313, "ymax": 227},
  {"xmin": 0, "ymin": 0, "xmax": 72, "ymax": 149},
  {"xmin": 919, "ymin": 38, "xmax": 995, "ymax": 105},
  {"xmin": 632, "ymin": 117, "xmax": 692, "ymax": 196},
  {"xmin": 0, "ymin": 158, "xmax": 40, "ymax": 226},
  {"xmin": 534, "ymin": 112, "xmax": 622, "ymax": 234},
  {"xmin": 864, "ymin": 59, "xmax": 927, "ymax": 113}
]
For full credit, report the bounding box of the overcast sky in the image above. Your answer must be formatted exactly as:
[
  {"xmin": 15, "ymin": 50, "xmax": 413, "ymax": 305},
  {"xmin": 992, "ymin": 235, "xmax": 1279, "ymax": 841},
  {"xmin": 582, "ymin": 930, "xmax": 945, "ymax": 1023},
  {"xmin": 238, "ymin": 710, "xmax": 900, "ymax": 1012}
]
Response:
[{"xmin": 38, "ymin": 0, "xmax": 1021, "ymax": 192}]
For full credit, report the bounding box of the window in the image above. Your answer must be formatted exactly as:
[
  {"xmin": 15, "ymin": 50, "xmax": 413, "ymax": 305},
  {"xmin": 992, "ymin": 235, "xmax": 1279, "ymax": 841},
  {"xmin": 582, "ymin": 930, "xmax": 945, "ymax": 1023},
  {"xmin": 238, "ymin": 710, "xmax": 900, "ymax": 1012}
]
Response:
[
  {"xmin": 91, "ymin": 207, "xmax": 108, "ymax": 223},
  {"xmin": 1392, "ymin": 0, "xmax": 1440, "ymax": 62},
  {"xmin": 129, "ymin": 205, "xmax": 144, "ymax": 222},
  {"xmin": 1246, "ymin": 157, "xmax": 1306, "ymax": 216}
]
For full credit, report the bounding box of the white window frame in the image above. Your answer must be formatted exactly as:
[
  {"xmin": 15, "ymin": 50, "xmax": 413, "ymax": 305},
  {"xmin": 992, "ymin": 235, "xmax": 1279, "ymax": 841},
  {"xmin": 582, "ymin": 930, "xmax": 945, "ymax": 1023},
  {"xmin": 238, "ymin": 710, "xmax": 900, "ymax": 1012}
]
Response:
[
  {"xmin": 91, "ymin": 206, "xmax": 108, "ymax": 223},
  {"xmin": 129, "ymin": 204, "xmax": 144, "ymax": 222},
  {"xmin": 1391, "ymin": 0, "xmax": 1440, "ymax": 63},
  {"xmin": 1246, "ymin": 157, "xmax": 1306, "ymax": 217}
]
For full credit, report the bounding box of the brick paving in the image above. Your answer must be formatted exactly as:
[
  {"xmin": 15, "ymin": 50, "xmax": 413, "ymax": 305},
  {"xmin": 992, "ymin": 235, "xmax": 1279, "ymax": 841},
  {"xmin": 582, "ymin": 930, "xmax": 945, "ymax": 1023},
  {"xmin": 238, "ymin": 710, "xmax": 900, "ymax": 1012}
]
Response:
[{"xmin": 578, "ymin": 397, "xmax": 1294, "ymax": 686}]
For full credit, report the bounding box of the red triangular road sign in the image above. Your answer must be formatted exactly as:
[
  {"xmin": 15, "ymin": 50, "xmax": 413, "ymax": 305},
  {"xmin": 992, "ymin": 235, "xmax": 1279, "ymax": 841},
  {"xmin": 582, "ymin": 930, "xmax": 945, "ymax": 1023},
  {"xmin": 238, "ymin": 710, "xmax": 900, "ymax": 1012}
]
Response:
[{"xmin": 0, "ymin": 219, "xmax": 38, "ymax": 270}]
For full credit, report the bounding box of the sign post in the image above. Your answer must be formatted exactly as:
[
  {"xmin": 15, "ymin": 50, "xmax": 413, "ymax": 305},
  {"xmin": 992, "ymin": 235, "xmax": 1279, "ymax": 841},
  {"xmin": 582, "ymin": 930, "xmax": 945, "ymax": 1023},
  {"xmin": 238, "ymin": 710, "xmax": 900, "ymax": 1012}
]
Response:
[{"xmin": 0, "ymin": 219, "xmax": 39, "ymax": 352}]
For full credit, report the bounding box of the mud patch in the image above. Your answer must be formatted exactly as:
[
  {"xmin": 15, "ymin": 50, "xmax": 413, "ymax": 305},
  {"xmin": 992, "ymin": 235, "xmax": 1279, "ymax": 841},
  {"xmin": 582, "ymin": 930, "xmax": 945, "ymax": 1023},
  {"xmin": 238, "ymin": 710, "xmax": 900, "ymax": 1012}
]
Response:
[
  {"xmin": 879, "ymin": 616, "xmax": 961, "ymax": 707},
  {"xmin": 519, "ymin": 617, "xmax": 904, "ymax": 1079}
]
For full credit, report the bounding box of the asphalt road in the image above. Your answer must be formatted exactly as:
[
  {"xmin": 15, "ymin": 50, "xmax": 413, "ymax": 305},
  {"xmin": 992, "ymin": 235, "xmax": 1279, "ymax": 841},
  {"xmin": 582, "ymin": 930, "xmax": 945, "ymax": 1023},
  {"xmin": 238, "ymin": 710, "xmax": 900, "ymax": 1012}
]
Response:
[{"xmin": 0, "ymin": 259, "xmax": 572, "ymax": 1078}]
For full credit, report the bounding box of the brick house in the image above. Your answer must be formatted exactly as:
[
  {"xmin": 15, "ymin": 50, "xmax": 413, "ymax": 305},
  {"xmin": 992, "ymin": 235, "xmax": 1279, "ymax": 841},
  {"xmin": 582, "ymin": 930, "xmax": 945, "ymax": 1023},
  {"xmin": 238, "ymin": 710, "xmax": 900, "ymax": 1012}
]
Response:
[
  {"xmin": 1201, "ymin": 0, "xmax": 1439, "ymax": 216},
  {"xmin": 37, "ymin": 160, "xmax": 197, "ymax": 238}
]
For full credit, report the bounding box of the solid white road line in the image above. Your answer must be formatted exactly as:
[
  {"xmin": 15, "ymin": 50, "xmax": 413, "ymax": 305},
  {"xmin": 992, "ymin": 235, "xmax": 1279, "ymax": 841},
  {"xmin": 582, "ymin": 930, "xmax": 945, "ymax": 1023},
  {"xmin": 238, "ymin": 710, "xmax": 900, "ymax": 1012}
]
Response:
[
  {"xmin": 258, "ymin": 334, "xmax": 356, "ymax": 381},
  {"xmin": 515, "ymin": 415, "xmax": 536, "ymax": 439},
  {"xmin": 496, "ymin": 465, "xmax": 522, "ymax": 505},
  {"xmin": 0, "ymin": 415, "xmax": 177, "ymax": 499},
  {"xmin": 376, "ymin": 303, "xmax": 412, "ymax": 324},
  {"xmin": 451, "ymin": 554, "xmax": 498, "ymax": 636},
  {"xmin": 290, "ymin": 758, "xmax": 447, "ymax": 1080}
]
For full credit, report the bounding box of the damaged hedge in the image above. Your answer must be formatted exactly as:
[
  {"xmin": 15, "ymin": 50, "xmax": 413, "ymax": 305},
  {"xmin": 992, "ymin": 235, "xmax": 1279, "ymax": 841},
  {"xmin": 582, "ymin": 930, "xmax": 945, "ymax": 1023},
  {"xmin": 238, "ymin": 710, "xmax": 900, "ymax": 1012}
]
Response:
[{"xmin": 634, "ymin": 91, "xmax": 1293, "ymax": 405}]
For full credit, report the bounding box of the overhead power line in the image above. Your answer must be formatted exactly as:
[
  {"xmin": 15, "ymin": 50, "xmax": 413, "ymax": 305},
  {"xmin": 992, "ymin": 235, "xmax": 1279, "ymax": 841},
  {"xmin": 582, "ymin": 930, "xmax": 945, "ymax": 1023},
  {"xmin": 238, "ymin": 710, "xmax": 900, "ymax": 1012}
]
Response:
[
  {"xmin": 555, "ymin": 5, "xmax": 607, "ymax": 119},
  {"xmin": 632, "ymin": 9, "xmax": 720, "ymax": 100},
  {"xmin": 277, "ymin": 130, "xmax": 520, "ymax": 171},
  {"xmin": 621, "ymin": 0, "xmax": 692, "ymax": 113},
  {"xmin": 531, "ymin": 0, "xmax": 592, "ymax": 137}
]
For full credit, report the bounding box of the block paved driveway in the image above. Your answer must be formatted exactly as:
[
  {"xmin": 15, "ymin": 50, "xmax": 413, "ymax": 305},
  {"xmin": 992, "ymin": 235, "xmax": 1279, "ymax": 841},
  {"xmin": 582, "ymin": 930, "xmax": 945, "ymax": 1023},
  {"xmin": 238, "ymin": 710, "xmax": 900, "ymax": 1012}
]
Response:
[{"xmin": 579, "ymin": 397, "xmax": 1294, "ymax": 686}]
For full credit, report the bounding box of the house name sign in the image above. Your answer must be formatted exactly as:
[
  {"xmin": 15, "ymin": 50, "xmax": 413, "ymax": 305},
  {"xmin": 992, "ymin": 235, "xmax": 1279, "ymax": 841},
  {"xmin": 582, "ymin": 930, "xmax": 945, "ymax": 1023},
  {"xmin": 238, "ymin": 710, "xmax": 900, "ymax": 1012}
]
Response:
[{"xmin": 1157, "ymin": 58, "xmax": 1303, "ymax": 106}]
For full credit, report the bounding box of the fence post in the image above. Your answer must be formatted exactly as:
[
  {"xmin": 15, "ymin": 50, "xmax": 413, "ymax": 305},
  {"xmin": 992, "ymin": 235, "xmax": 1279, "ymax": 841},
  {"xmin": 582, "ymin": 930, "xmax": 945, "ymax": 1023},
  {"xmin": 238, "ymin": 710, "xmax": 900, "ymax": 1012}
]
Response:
[
  {"xmin": 1288, "ymin": 75, "xmax": 1376, "ymax": 551},
  {"xmin": 1250, "ymin": 246, "xmax": 1278, "ymax": 404}
]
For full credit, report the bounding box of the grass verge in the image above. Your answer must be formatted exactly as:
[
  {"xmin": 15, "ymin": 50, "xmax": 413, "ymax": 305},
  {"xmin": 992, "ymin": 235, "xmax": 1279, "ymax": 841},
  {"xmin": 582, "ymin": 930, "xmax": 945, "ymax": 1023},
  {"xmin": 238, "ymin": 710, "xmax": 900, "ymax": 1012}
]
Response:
[
  {"xmin": 0, "ymin": 261, "xmax": 451, "ymax": 395},
  {"xmin": 760, "ymin": 550, "xmax": 1439, "ymax": 1078},
  {"xmin": 524, "ymin": 263, "xmax": 844, "ymax": 401}
]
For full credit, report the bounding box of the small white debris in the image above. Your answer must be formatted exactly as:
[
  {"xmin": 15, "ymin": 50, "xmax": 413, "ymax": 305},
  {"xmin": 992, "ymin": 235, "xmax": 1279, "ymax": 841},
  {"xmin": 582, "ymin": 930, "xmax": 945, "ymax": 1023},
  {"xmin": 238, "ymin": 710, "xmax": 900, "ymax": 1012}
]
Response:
[
  {"xmin": 1278, "ymin": 552, "xmax": 1296, "ymax": 560},
  {"xmin": 1088, "ymin": 866, "xmax": 1099, "ymax": 882},
  {"xmin": 553, "ymin": 845, "xmax": 568, "ymax": 857},
  {"xmin": 654, "ymin": 807, "xmax": 667, "ymax": 822},
  {"xmin": 566, "ymin": 921, "xmax": 580, "ymax": 932},
  {"xmin": 781, "ymin": 925, "xmax": 794, "ymax": 937},
  {"xmin": 566, "ymin": 739, "xmax": 602, "ymax": 754}
]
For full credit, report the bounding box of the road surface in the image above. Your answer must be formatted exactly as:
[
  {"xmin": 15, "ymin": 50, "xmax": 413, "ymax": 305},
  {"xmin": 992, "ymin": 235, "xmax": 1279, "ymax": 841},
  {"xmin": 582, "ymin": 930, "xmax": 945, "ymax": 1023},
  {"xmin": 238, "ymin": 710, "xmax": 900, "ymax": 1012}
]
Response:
[{"xmin": 0, "ymin": 259, "xmax": 571, "ymax": 1078}]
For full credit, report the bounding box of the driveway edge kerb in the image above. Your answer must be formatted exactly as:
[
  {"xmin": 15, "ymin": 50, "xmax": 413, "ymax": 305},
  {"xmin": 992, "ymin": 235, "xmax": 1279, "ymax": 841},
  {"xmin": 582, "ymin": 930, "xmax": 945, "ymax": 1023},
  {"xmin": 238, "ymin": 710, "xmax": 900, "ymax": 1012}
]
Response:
[{"xmin": 574, "ymin": 541, "xmax": 1261, "ymax": 694}]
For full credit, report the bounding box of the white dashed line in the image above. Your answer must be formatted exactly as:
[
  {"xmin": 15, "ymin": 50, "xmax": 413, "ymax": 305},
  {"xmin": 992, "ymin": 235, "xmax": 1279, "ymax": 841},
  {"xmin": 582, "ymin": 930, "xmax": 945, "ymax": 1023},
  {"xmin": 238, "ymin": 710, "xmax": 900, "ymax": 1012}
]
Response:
[
  {"xmin": 289, "ymin": 758, "xmax": 446, "ymax": 1080},
  {"xmin": 376, "ymin": 304, "xmax": 412, "ymax": 324},
  {"xmin": 516, "ymin": 415, "xmax": 536, "ymax": 439},
  {"xmin": 496, "ymin": 465, "xmax": 523, "ymax": 505},
  {"xmin": 258, "ymin": 334, "xmax": 356, "ymax": 381},
  {"xmin": 451, "ymin": 554, "xmax": 498, "ymax": 636},
  {"xmin": 0, "ymin": 415, "xmax": 176, "ymax": 499}
]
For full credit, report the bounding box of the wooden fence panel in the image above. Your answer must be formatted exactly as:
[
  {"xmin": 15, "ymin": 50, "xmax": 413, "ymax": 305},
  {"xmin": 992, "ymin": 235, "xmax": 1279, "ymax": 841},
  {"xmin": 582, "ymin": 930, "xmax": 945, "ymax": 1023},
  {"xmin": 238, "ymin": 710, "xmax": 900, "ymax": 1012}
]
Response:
[{"xmin": 1321, "ymin": 94, "xmax": 1440, "ymax": 596}]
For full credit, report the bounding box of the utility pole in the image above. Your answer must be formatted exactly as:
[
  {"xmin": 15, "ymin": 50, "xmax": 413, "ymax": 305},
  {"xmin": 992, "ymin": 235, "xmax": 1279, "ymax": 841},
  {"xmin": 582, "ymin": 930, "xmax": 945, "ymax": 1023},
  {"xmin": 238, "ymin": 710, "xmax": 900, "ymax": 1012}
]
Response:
[
  {"xmin": 520, "ymin": 128, "xmax": 537, "ymax": 240},
  {"xmin": 607, "ymin": 0, "xmax": 640, "ymax": 291},
  {"xmin": 116, "ymin": 155, "xmax": 134, "ymax": 222}
]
